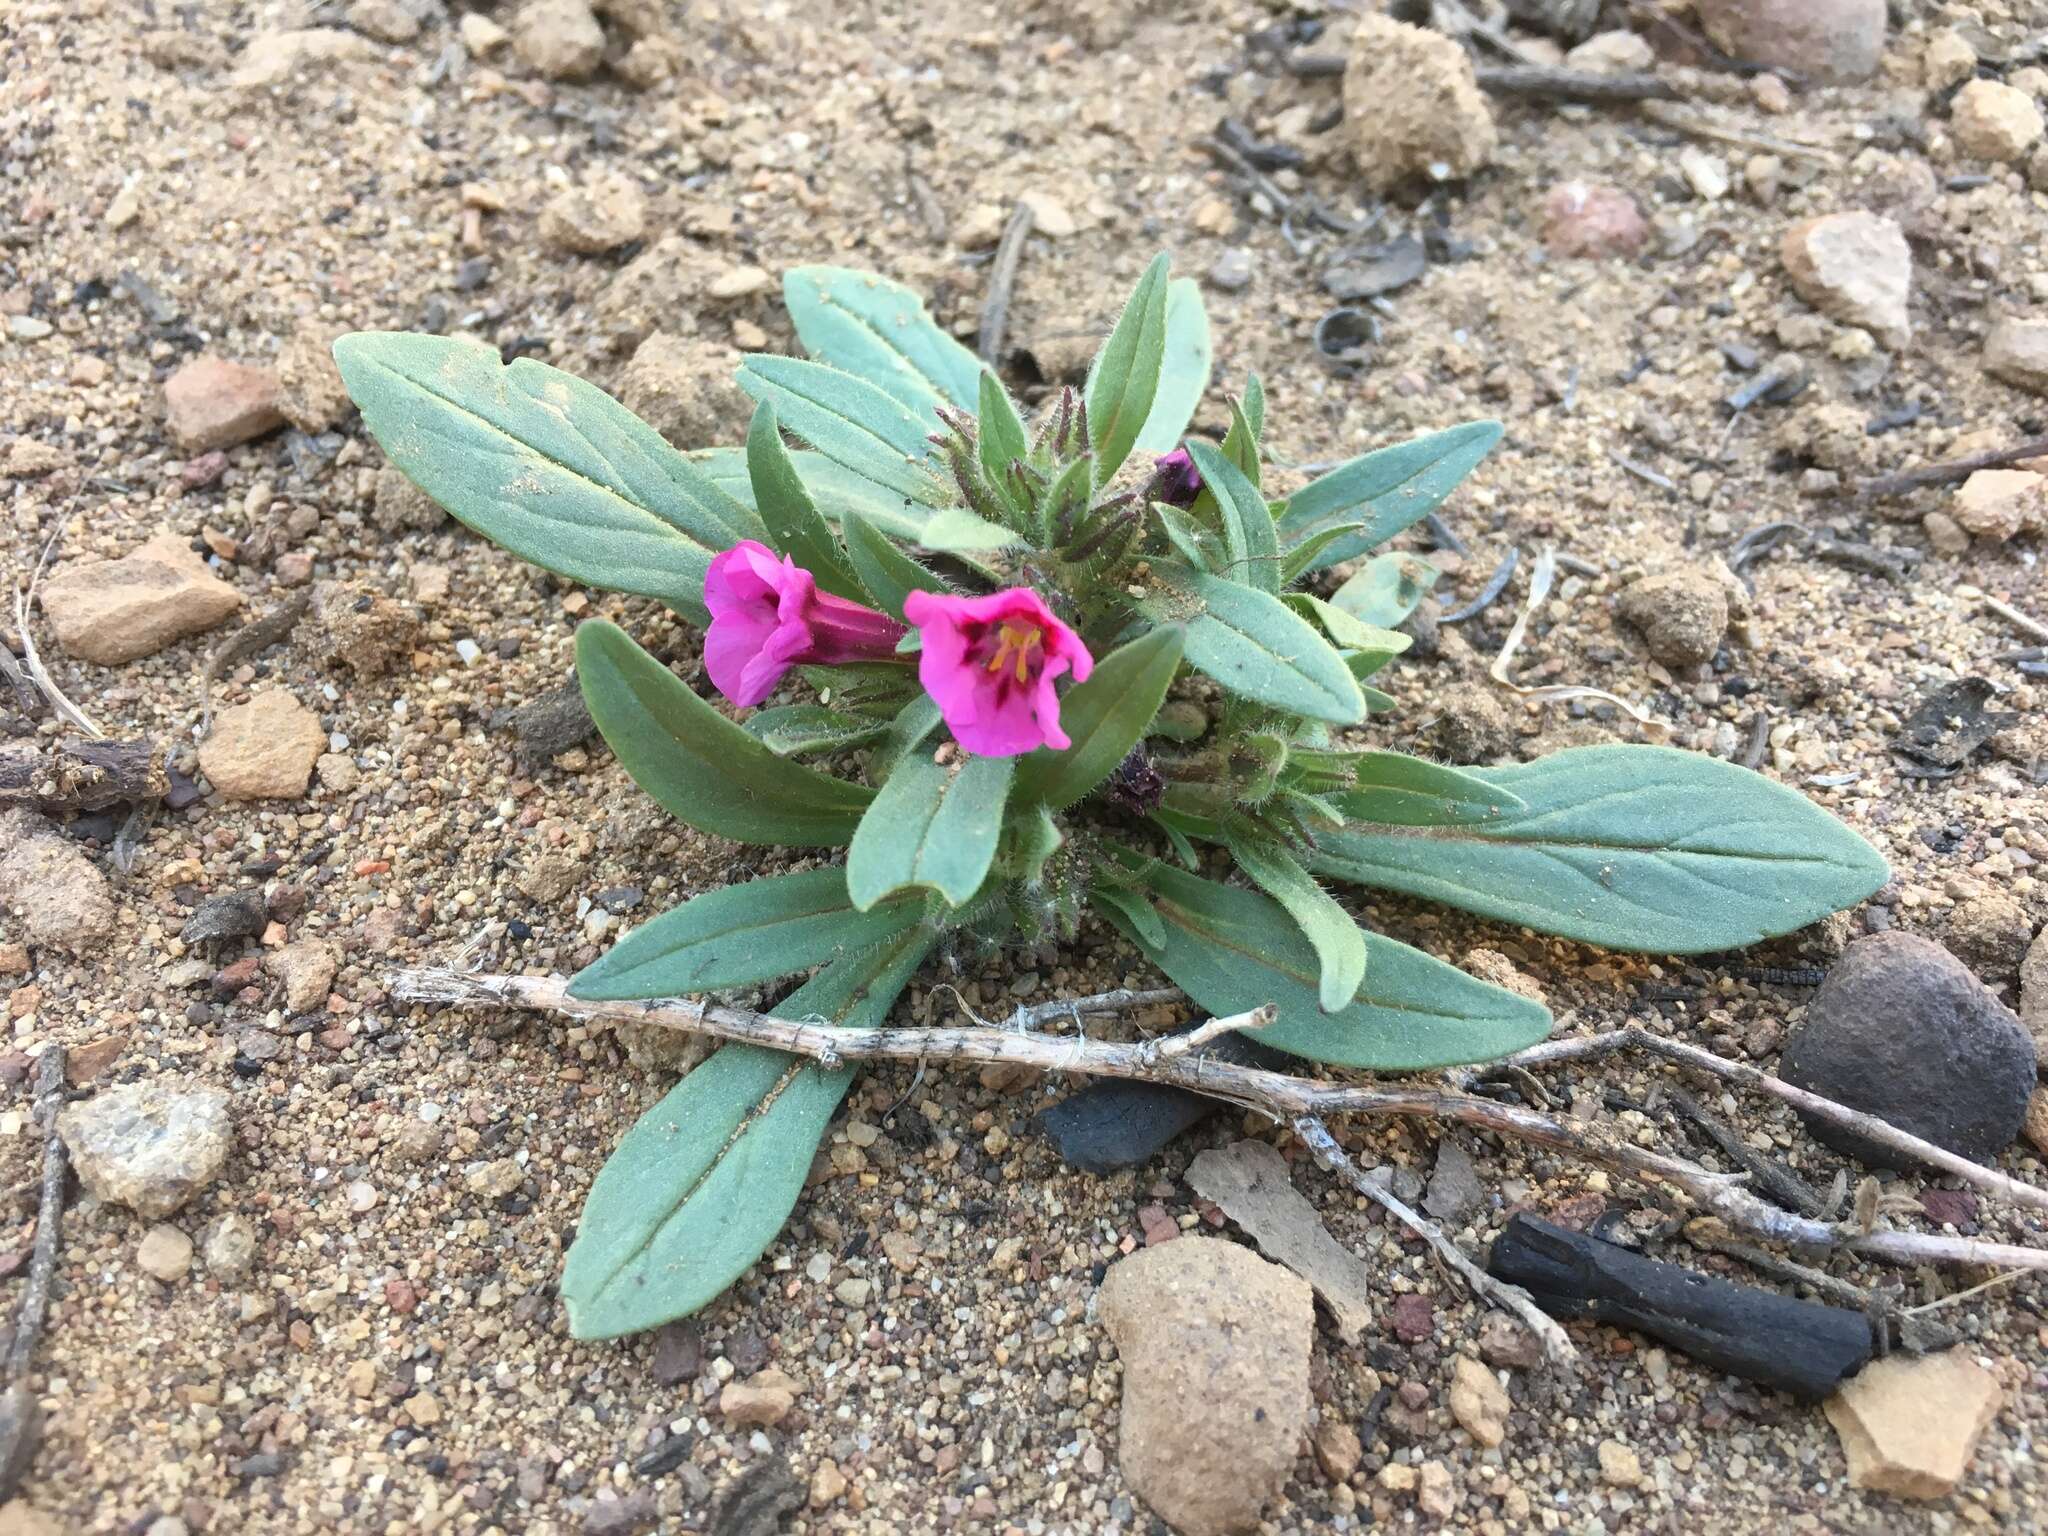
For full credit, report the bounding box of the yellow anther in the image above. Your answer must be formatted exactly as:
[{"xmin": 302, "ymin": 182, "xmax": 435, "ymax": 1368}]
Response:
[{"xmin": 984, "ymin": 621, "xmax": 1044, "ymax": 683}]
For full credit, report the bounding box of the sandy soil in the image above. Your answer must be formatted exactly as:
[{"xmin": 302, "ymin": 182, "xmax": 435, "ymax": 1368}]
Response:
[{"xmin": 1, "ymin": 1, "xmax": 2045, "ymax": 1532}]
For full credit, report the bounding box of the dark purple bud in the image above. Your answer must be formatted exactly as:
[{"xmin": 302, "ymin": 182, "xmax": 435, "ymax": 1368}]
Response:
[
  {"xmin": 1107, "ymin": 746, "xmax": 1166, "ymax": 817},
  {"xmin": 1154, "ymin": 448, "xmax": 1202, "ymax": 507}
]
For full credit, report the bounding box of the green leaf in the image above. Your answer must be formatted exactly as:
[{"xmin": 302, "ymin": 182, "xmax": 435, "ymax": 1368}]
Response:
[
  {"xmin": 576, "ymin": 619, "xmax": 873, "ymax": 847},
  {"xmin": 977, "ymin": 370, "xmax": 1031, "ymax": 503},
  {"xmin": 866, "ymin": 694, "xmax": 942, "ymax": 786},
  {"xmin": 1225, "ymin": 824, "xmax": 1367, "ymax": 1013},
  {"xmin": 1100, "ymin": 860, "xmax": 1551, "ymax": 1070},
  {"xmin": 570, "ymin": 867, "xmax": 929, "ymax": 998},
  {"xmin": 1086, "ymin": 253, "xmax": 1172, "ymax": 481},
  {"xmin": 692, "ymin": 446, "xmax": 935, "ymax": 543},
  {"xmin": 561, "ymin": 923, "xmax": 934, "ymax": 1338},
  {"xmin": 333, "ymin": 333, "xmax": 763, "ymax": 625},
  {"xmin": 1152, "ymin": 502, "xmax": 1217, "ymax": 571},
  {"xmin": 1013, "ymin": 802, "xmax": 1064, "ymax": 884},
  {"xmin": 1287, "ymin": 593, "xmax": 1413, "ymax": 658},
  {"xmin": 839, "ymin": 510, "xmax": 950, "ymax": 621},
  {"xmin": 802, "ymin": 662, "xmax": 918, "ymax": 717},
  {"xmin": 1331, "ymin": 553, "xmax": 1440, "ymax": 629},
  {"xmin": 1014, "ymin": 626, "xmax": 1185, "ymax": 811},
  {"xmin": 782, "ymin": 265, "xmax": 982, "ymax": 414},
  {"xmin": 737, "ymin": 355, "xmax": 943, "ymax": 508},
  {"xmin": 745, "ymin": 402, "xmax": 864, "ymax": 601},
  {"xmin": 1091, "ymin": 881, "xmax": 1167, "ymax": 948},
  {"xmin": 1313, "ymin": 744, "xmax": 1890, "ymax": 953},
  {"xmin": 1221, "ymin": 387, "xmax": 1263, "ymax": 487},
  {"xmin": 1277, "ymin": 420, "xmax": 1503, "ymax": 573},
  {"xmin": 846, "ymin": 753, "xmax": 1016, "ymax": 910},
  {"xmin": 1133, "ymin": 276, "xmax": 1212, "ymax": 456},
  {"xmin": 742, "ymin": 704, "xmax": 892, "ymax": 757},
  {"xmin": 1328, "ymin": 751, "xmax": 1528, "ymax": 827},
  {"xmin": 1187, "ymin": 440, "xmax": 1279, "ymax": 592},
  {"xmin": 1144, "ymin": 563, "xmax": 1364, "ymax": 725},
  {"xmin": 916, "ymin": 504, "xmax": 1021, "ymax": 554},
  {"xmin": 1280, "ymin": 522, "xmax": 1372, "ymax": 586}
]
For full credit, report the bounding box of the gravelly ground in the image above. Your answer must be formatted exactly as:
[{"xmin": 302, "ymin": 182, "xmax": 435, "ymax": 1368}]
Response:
[{"xmin": 2, "ymin": 1, "xmax": 2045, "ymax": 1532}]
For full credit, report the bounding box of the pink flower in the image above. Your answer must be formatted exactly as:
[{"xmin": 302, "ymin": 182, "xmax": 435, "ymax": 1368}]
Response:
[
  {"xmin": 702, "ymin": 541, "xmax": 906, "ymax": 707},
  {"xmin": 902, "ymin": 588, "xmax": 1094, "ymax": 757}
]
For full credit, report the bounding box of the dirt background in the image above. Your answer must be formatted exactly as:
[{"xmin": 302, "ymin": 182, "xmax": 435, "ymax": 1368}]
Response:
[{"xmin": 2, "ymin": 0, "xmax": 2046, "ymax": 1532}]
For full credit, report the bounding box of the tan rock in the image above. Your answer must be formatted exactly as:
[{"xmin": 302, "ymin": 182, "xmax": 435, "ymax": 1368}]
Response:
[
  {"xmin": 808, "ymin": 1459, "xmax": 847, "ymax": 1507},
  {"xmin": 137, "ymin": 1223, "xmax": 194, "ymax": 1282},
  {"xmin": 265, "ymin": 941, "xmax": 338, "ymax": 1014},
  {"xmin": 346, "ymin": 0, "xmax": 420, "ymax": 44},
  {"xmin": 1950, "ymin": 470, "xmax": 2045, "ymax": 543},
  {"xmin": 0, "ymin": 810, "xmax": 116, "ymax": 954},
  {"xmin": 1781, "ymin": 212, "xmax": 1912, "ymax": 349},
  {"xmin": 1562, "ymin": 30, "xmax": 1654, "ymax": 76},
  {"xmin": 1416, "ymin": 1460, "xmax": 1455, "ymax": 1518},
  {"xmin": 539, "ymin": 173, "xmax": 646, "ymax": 255},
  {"xmin": 619, "ymin": 331, "xmax": 749, "ymax": 447},
  {"xmin": 0, "ymin": 1500, "xmax": 68, "ymax": 1536},
  {"xmin": 232, "ymin": 28, "xmax": 373, "ymax": 89},
  {"xmin": 56, "ymin": 1077, "xmax": 232, "ymax": 1220},
  {"xmin": 952, "ymin": 203, "xmax": 1007, "ymax": 249},
  {"xmin": 1099, "ymin": 1237, "xmax": 1312, "ymax": 1536},
  {"xmin": 2023, "ymin": 1086, "xmax": 2048, "ymax": 1156},
  {"xmin": 1017, "ymin": 191, "xmax": 1076, "ymax": 238},
  {"xmin": 275, "ymin": 324, "xmax": 352, "ymax": 433},
  {"xmin": 164, "ymin": 355, "xmax": 285, "ymax": 452},
  {"xmin": 2021, "ymin": 926, "xmax": 2048, "ymax": 1060},
  {"xmin": 1597, "ymin": 1437, "xmax": 1643, "ymax": 1487},
  {"xmin": 1448, "ymin": 1356, "xmax": 1510, "ymax": 1448},
  {"xmin": 1615, "ymin": 566, "xmax": 1730, "ymax": 668},
  {"xmin": 719, "ymin": 1367, "xmax": 798, "ymax": 1426},
  {"xmin": 459, "ymin": 12, "xmax": 509, "ymax": 55},
  {"xmin": 1343, "ymin": 16, "xmax": 1495, "ymax": 193},
  {"xmin": 1694, "ymin": 0, "xmax": 1885, "ymax": 84},
  {"xmin": 1313, "ymin": 1420, "xmax": 1361, "ymax": 1484},
  {"xmin": 200, "ymin": 690, "xmax": 325, "ymax": 800},
  {"xmin": 1952, "ymin": 79, "xmax": 2045, "ymax": 164},
  {"xmin": 1923, "ymin": 29, "xmax": 1977, "ymax": 90},
  {"xmin": 372, "ymin": 463, "xmax": 446, "ymax": 532},
  {"xmin": 39, "ymin": 530, "xmax": 241, "ymax": 665},
  {"xmin": 513, "ymin": 0, "xmax": 605, "ymax": 80},
  {"xmin": 1824, "ymin": 1351, "xmax": 2001, "ymax": 1498},
  {"xmin": 1985, "ymin": 317, "xmax": 2048, "ymax": 396}
]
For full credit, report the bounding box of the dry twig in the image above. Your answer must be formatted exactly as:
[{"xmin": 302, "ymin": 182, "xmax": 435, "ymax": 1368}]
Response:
[
  {"xmin": 1853, "ymin": 434, "xmax": 2048, "ymax": 500},
  {"xmin": 976, "ymin": 201, "xmax": 1034, "ymax": 367},
  {"xmin": 0, "ymin": 1046, "xmax": 68, "ymax": 1498},
  {"xmin": 395, "ymin": 970, "xmax": 2048, "ymax": 1278}
]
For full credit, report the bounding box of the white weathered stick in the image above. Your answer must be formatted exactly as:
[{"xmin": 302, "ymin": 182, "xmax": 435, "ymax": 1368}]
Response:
[
  {"xmin": 392, "ymin": 969, "xmax": 2048, "ymax": 1277},
  {"xmin": 1459, "ymin": 1026, "xmax": 2048, "ymax": 1217},
  {"xmin": 1292, "ymin": 1114, "xmax": 1579, "ymax": 1366}
]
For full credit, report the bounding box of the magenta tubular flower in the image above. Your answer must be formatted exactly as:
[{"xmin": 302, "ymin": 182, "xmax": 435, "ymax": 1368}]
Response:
[
  {"xmin": 702, "ymin": 540, "xmax": 907, "ymax": 708},
  {"xmin": 902, "ymin": 588, "xmax": 1095, "ymax": 757},
  {"xmin": 1153, "ymin": 447, "xmax": 1203, "ymax": 506}
]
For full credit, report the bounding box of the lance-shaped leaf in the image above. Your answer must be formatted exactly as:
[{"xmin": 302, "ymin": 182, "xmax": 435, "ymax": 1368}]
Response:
[
  {"xmin": 1132, "ymin": 276, "xmax": 1213, "ymax": 456},
  {"xmin": 745, "ymin": 402, "xmax": 864, "ymax": 600},
  {"xmin": 866, "ymin": 694, "xmax": 942, "ymax": 786},
  {"xmin": 1312, "ymin": 744, "xmax": 1890, "ymax": 952},
  {"xmin": 1145, "ymin": 563, "xmax": 1364, "ymax": 725},
  {"xmin": 692, "ymin": 446, "xmax": 935, "ymax": 542},
  {"xmin": 977, "ymin": 370, "xmax": 1031, "ymax": 505},
  {"xmin": 916, "ymin": 505, "xmax": 1021, "ymax": 554},
  {"xmin": 1331, "ymin": 552, "xmax": 1440, "ymax": 630},
  {"xmin": 1014, "ymin": 626, "xmax": 1185, "ymax": 811},
  {"xmin": 334, "ymin": 333, "xmax": 764, "ymax": 625},
  {"xmin": 742, "ymin": 704, "xmax": 892, "ymax": 757},
  {"xmin": 840, "ymin": 510, "xmax": 949, "ymax": 621},
  {"xmin": 782, "ymin": 266, "xmax": 982, "ymax": 413},
  {"xmin": 561, "ymin": 924, "xmax": 934, "ymax": 1338},
  {"xmin": 737, "ymin": 355, "xmax": 945, "ymax": 507},
  {"xmin": 1330, "ymin": 751, "xmax": 1528, "ymax": 827},
  {"xmin": 571, "ymin": 867, "xmax": 929, "ymax": 999},
  {"xmin": 1086, "ymin": 253, "xmax": 1172, "ymax": 482},
  {"xmin": 1187, "ymin": 439, "xmax": 1280, "ymax": 592},
  {"xmin": 1100, "ymin": 860, "xmax": 1551, "ymax": 1070},
  {"xmin": 1278, "ymin": 420, "xmax": 1503, "ymax": 574},
  {"xmin": 576, "ymin": 619, "xmax": 873, "ymax": 847},
  {"xmin": 1225, "ymin": 823, "xmax": 1367, "ymax": 1013},
  {"xmin": 846, "ymin": 752, "xmax": 1016, "ymax": 910}
]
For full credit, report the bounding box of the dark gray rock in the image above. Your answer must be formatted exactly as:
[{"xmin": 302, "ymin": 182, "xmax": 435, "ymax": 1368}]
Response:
[
  {"xmin": 496, "ymin": 681, "xmax": 596, "ymax": 770},
  {"xmin": 180, "ymin": 888, "xmax": 267, "ymax": 944},
  {"xmin": 1780, "ymin": 932, "xmax": 2033, "ymax": 1169}
]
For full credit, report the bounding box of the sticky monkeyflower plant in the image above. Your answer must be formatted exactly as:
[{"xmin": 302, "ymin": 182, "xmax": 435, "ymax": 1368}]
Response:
[{"xmin": 334, "ymin": 256, "xmax": 1887, "ymax": 1339}]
